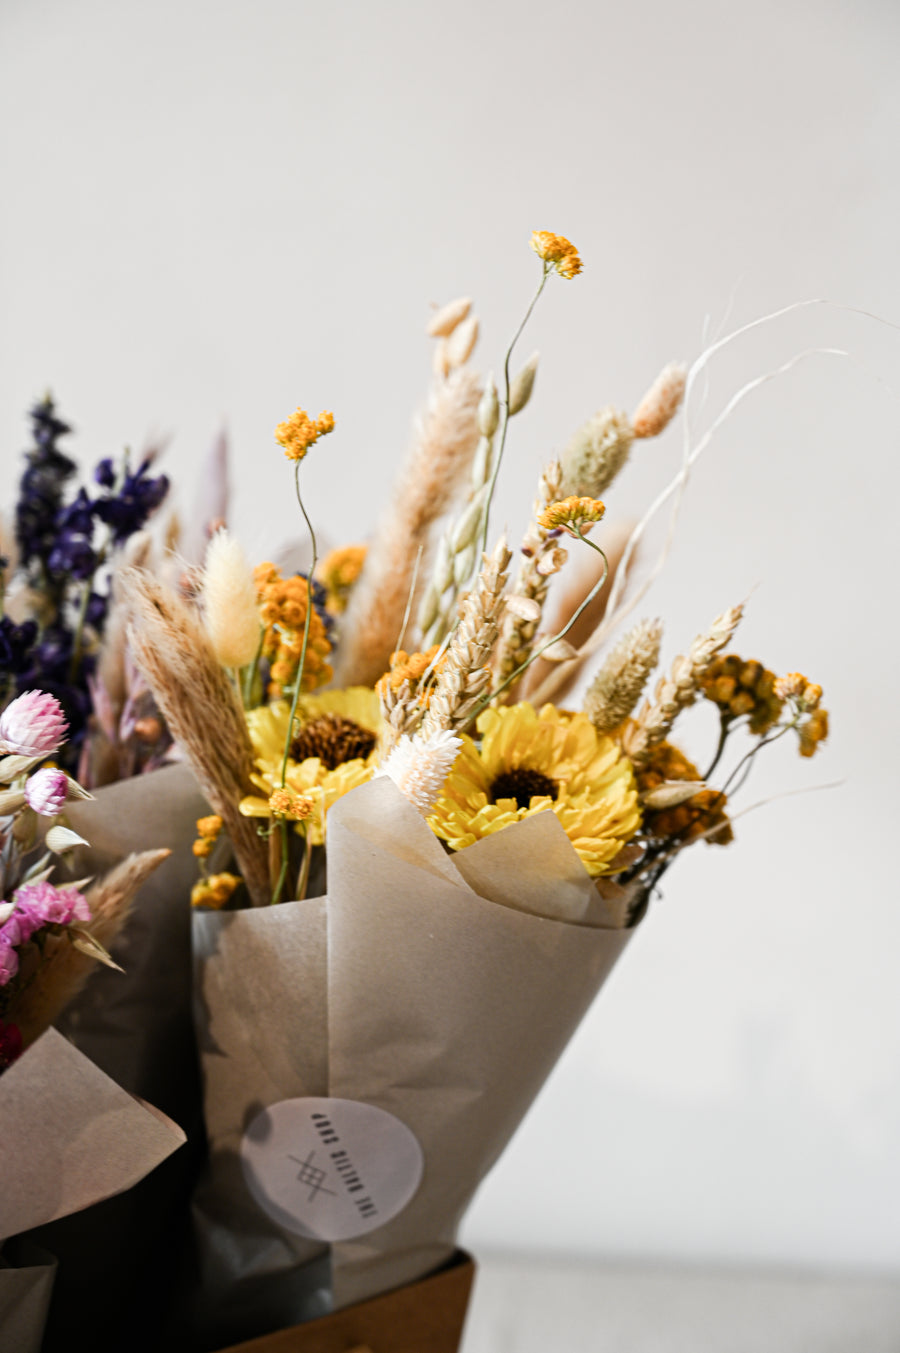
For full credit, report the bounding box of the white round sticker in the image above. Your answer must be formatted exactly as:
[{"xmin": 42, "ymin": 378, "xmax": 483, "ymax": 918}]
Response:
[{"xmin": 240, "ymin": 1097, "xmax": 424, "ymax": 1242}]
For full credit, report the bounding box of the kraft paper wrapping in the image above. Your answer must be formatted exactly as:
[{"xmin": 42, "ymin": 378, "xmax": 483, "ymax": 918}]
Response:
[
  {"xmin": 191, "ymin": 777, "xmax": 633, "ymax": 1345},
  {"xmin": 0, "ymin": 1241, "xmax": 57, "ymax": 1353},
  {"xmin": 30, "ymin": 762, "xmax": 212, "ymax": 1353},
  {"xmin": 0, "ymin": 1028, "xmax": 186, "ymax": 1241}
]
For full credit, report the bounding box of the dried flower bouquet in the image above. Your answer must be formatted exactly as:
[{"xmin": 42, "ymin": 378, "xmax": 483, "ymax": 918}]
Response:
[{"xmin": 0, "ymin": 230, "xmax": 831, "ymax": 1350}]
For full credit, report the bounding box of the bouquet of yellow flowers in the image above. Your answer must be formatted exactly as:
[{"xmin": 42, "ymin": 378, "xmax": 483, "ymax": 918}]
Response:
[{"xmin": 1, "ymin": 230, "xmax": 830, "ymax": 1352}]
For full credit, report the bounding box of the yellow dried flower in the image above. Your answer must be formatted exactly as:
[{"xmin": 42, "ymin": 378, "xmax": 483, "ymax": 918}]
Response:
[
  {"xmin": 274, "ymin": 406, "xmax": 334, "ymax": 461},
  {"xmin": 375, "ymin": 646, "xmax": 442, "ymax": 698},
  {"xmin": 798, "ymin": 707, "xmax": 829, "ymax": 757},
  {"xmin": 637, "ymin": 741, "xmax": 733, "ymax": 847},
  {"xmin": 702, "ymin": 654, "xmax": 784, "ymax": 736},
  {"xmin": 267, "ymin": 787, "xmax": 314, "ymax": 820},
  {"xmin": 429, "ymin": 702, "xmax": 640, "ymax": 876},
  {"xmin": 192, "ymin": 837, "xmax": 213, "ymax": 858},
  {"xmin": 196, "ymin": 814, "xmax": 223, "ymax": 839},
  {"xmin": 253, "ymin": 561, "xmax": 333, "ymax": 698},
  {"xmin": 191, "ymin": 872, "xmax": 243, "ymax": 910},
  {"xmin": 530, "ymin": 230, "xmax": 583, "ymax": 278},
  {"xmin": 775, "ymin": 672, "xmax": 822, "ymax": 711},
  {"xmin": 537, "ymin": 496, "xmax": 606, "ymax": 536},
  {"xmin": 318, "ymin": 544, "xmax": 367, "ymax": 614}
]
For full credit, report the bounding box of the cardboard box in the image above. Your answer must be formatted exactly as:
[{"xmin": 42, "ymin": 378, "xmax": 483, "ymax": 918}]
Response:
[{"xmin": 214, "ymin": 1250, "xmax": 475, "ymax": 1353}]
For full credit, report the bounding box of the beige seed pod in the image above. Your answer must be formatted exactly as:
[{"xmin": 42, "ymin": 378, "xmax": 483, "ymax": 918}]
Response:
[
  {"xmin": 478, "ymin": 375, "xmax": 500, "ymax": 438},
  {"xmin": 509, "ymin": 352, "xmax": 539, "ymax": 415},
  {"xmin": 445, "ymin": 314, "xmax": 479, "ymax": 368},
  {"xmin": 426, "ymin": 295, "xmax": 472, "ymax": 338}
]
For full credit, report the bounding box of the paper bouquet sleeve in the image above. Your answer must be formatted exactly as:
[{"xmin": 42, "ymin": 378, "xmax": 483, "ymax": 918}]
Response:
[
  {"xmin": 0, "ymin": 1028, "xmax": 186, "ymax": 1351},
  {"xmin": 190, "ymin": 778, "xmax": 634, "ymax": 1347}
]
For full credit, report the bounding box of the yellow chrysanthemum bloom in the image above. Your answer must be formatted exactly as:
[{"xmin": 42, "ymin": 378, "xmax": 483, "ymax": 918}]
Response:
[
  {"xmin": 429, "ymin": 702, "xmax": 640, "ymax": 876},
  {"xmin": 275, "ymin": 406, "xmax": 335, "ymax": 461},
  {"xmin": 537, "ymin": 496, "xmax": 606, "ymax": 536},
  {"xmin": 530, "ymin": 230, "xmax": 583, "ymax": 278},
  {"xmin": 239, "ymin": 687, "xmax": 382, "ymax": 845}
]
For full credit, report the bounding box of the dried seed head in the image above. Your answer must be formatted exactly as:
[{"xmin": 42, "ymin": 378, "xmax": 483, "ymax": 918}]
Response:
[
  {"xmin": 426, "ymin": 296, "xmax": 472, "ymax": 338},
  {"xmin": 632, "ymin": 361, "xmax": 687, "ymax": 439},
  {"xmin": 560, "ymin": 407, "xmax": 634, "ymax": 499}
]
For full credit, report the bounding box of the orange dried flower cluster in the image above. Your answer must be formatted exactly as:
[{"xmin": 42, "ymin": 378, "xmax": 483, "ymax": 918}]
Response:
[
  {"xmin": 702, "ymin": 655, "xmax": 783, "ymax": 736},
  {"xmin": 537, "ymin": 496, "xmax": 606, "ymax": 536},
  {"xmin": 774, "ymin": 672, "xmax": 823, "ymax": 711},
  {"xmin": 530, "ymin": 230, "xmax": 583, "ymax": 278},
  {"xmin": 192, "ymin": 813, "xmax": 223, "ymax": 858},
  {"xmin": 190, "ymin": 872, "xmax": 242, "ymax": 910},
  {"xmin": 267, "ymin": 787, "xmax": 314, "ymax": 820},
  {"xmin": 317, "ymin": 543, "xmax": 367, "ymax": 614},
  {"xmin": 797, "ymin": 707, "xmax": 829, "ymax": 757},
  {"xmin": 274, "ymin": 407, "xmax": 335, "ymax": 461},
  {"xmin": 254, "ymin": 562, "xmax": 333, "ymax": 698},
  {"xmin": 638, "ymin": 742, "xmax": 733, "ymax": 846},
  {"xmin": 375, "ymin": 646, "xmax": 442, "ymax": 699}
]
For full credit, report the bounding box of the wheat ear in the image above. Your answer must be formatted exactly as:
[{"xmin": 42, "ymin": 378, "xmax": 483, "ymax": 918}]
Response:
[
  {"xmin": 120, "ymin": 570, "xmax": 270, "ymax": 905},
  {"xmin": 621, "ymin": 604, "xmax": 744, "ymax": 767},
  {"xmin": 492, "ymin": 459, "xmax": 563, "ymax": 694},
  {"xmin": 420, "ymin": 537, "xmax": 512, "ymax": 737}
]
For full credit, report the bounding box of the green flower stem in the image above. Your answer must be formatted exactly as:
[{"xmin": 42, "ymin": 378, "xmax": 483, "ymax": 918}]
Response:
[
  {"xmin": 479, "ymin": 264, "xmax": 551, "ymax": 557},
  {"xmin": 270, "ymin": 818, "xmax": 290, "ymax": 906},
  {"xmin": 280, "ymin": 463, "xmax": 318, "ymax": 788}
]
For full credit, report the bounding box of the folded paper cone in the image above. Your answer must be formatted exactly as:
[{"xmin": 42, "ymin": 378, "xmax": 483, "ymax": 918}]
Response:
[
  {"xmin": 0, "ymin": 1027, "xmax": 186, "ymax": 1241},
  {"xmin": 211, "ymin": 1250, "xmax": 475, "ymax": 1353},
  {"xmin": 191, "ymin": 778, "xmax": 635, "ymax": 1345}
]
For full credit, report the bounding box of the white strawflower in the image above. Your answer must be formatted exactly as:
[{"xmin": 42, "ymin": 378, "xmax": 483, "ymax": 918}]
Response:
[
  {"xmin": 202, "ymin": 529, "xmax": 261, "ymax": 669},
  {"xmin": 377, "ymin": 730, "xmax": 462, "ymax": 815}
]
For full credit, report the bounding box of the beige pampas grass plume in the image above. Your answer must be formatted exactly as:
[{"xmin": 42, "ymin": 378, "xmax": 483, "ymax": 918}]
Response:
[
  {"xmin": 13, "ymin": 849, "xmax": 170, "ymax": 1048},
  {"xmin": 202, "ymin": 529, "xmax": 261, "ymax": 669},
  {"xmin": 335, "ymin": 367, "xmax": 483, "ymax": 688},
  {"xmin": 583, "ymin": 618, "xmax": 663, "ymax": 735},
  {"xmin": 632, "ymin": 361, "xmax": 687, "ymax": 439},
  {"xmin": 120, "ymin": 570, "xmax": 270, "ymax": 905},
  {"xmin": 560, "ymin": 407, "xmax": 635, "ymax": 499}
]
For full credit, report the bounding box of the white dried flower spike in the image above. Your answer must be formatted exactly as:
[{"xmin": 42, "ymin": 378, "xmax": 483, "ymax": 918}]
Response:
[
  {"xmin": 560, "ymin": 407, "xmax": 634, "ymax": 499},
  {"xmin": 426, "ymin": 296, "xmax": 472, "ymax": 338},
  {"xmin": 377, "ymin": 730, "xmax": 463, "ymax": 816},
  {"xmin": 202, "ymin": 529, "xmax": 261, "ymax": 670}
]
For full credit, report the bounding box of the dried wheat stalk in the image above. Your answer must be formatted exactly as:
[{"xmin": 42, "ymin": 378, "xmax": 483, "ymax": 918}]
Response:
[
  {"xmin": 120, "ymin": 569, "xmax": 270, "ymax": 905},
  {"xmin": 621, "ymin": 604, "xmax": 744, "ymax": 768},
  {"xmin": 420, "ymin": 537, "xmax": 512, "ymax": 737},
  {"xmin": 492, "ymin": 459, "xmax": 563, "ymax": 693}
]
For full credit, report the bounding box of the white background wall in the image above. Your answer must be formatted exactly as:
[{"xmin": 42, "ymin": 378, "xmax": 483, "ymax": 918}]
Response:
[{"xmin": 2, "ymin": 0, "xmax": 899, "ymax": 1272}]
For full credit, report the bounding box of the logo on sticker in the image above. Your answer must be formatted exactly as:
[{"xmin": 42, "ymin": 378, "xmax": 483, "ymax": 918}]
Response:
[{"xmin": 240, "ymin": 1097, "xmax": 423, "ymax": 1241}]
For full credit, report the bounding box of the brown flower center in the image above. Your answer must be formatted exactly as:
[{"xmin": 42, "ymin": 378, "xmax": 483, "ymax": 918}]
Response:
[
  {"xmin": 490, "ymin": 767, "xmax": 557, "ymax": 810},
  {"xmin": 290, "ymin": 713, "xmax": 377, "ymax": 770}
]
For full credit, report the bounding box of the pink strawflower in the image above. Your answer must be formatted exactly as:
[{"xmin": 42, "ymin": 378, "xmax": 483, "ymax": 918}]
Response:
[
  {"xmin": 24, "ymin": 766, "xmax": 69, "ymax": 816},
  {"xmin": 0, "ymin": 938, "xmax": 19, "ymax": 987},
  {"xmin": 10, "ymin": 880, "xmax": 91, "ymax": 933},
  {"xmin": 0, "ymin": 690, "xmax": 69, "ymax": 758}
]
